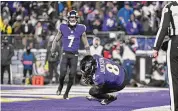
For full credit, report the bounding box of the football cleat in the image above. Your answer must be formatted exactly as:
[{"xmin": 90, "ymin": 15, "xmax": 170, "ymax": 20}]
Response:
[
  {"xmin": 63, "ymin": 94, "xmax": 69, "ymax": 100},
  {"xmin": 100, "ymin": 95, "xmax": 117, "ymax": 105},
  {"xmin": 56, "ymin": 90, "xmax": 61, "ymax": 95},
  {"xmin": 86, "ymin": 96, "xmax": 101, "ymax": 102}
]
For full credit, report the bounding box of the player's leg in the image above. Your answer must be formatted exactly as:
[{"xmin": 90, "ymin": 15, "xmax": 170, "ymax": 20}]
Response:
[
  {"xmin": 29, "ymin": 69, "xmax": 32, "ymax": 77},
  {"xmin": 57, "ymin": 54, "xmax": 68, "ymax": 95},
  {"xmin": 63, "ymin": 54, "xmax": 78, "ymax": 99},
  {"xmin": 23, "ymin": 68, "xmax": 27, "ymax": 84},
  {"xmin": 48, "ymin": 61, "xmax": 54, "ymax": 83},
  {"xmin": 167, "ymin": 40, "xmax": 178, "ymax": 111},
  {"xmin": 88, "ymin": 85, "xmax": 117, "ymax": 105},
  {"xmin": 54, "ymin": 62, "xmax": 59, "ymax": 84},
  {"xmin": 1, "ymin": 65, "xmax": 5, "ymax": 84},
  {"xmin": 6, "ymin": 65, "xmax": 11, "ymax": 84},
  {"xmin": 89, "ymin": 68, "xmax": 128, "ymax": 105},
  {"xmin": 89, "ymin": 85, "xmax": 110, "ymax": 99}
]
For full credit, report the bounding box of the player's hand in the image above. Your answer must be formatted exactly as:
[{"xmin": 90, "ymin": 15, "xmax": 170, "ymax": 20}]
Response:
[{"xmin": 152, "ymin": 50, "xmax": 158, "ymax": 58}]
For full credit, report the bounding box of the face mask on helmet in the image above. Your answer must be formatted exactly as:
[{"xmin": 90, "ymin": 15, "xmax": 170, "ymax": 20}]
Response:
[
  {"xmin": 67, "ymin": 10, "xmax": 78, "ymax": 26},
  {"xmin": 68, "ymin": 17, "xmax": 77, "ymax": 26},
  {"xmin": 81, "ymin": 63, "xmax": 94, "ymax": 85},
  {"xmin": 80, "ymin": 55, "xmax": 96, "ymax": 85},
  {"xmin": 82, "ymin": 74, "xmax": 93, "ymax": 85}
]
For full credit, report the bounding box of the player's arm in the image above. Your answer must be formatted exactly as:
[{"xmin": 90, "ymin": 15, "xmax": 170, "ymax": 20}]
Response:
[
  {"xmin": 51, "ymin": 31, "xmax": 62, "ymax": 54},
  {"xmin": 153, "ymin": 4, "xmax": 171, "ymax": 51},
  {"xmin": 81, "ymin": 32, "xmax": 90, "ymax": 55}
]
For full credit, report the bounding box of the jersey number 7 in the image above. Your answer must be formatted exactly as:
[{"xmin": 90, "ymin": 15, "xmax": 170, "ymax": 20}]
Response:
[{"xmin": 68, "ymin": 35, "xmax": 75, "ymax": 47}]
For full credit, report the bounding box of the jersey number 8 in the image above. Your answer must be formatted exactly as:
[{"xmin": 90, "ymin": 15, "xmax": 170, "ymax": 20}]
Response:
[{"xmin": 106, "ymin": 63, "xmax": 120, "ymax": 75}]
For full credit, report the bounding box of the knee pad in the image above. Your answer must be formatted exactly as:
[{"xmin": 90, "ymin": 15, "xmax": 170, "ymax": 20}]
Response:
[{"xmin": 89, "ymin": 86, "xmax": 100, "ymax": 96}]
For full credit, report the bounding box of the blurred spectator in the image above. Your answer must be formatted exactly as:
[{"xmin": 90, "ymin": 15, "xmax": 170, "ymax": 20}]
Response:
[
  {"xmin": 132, "ymin": 2, "xmax": 142, "ymax": 20},
  {"xmin": 12, "ymin": 4, "xmax": 26, "ymax": 22},
  {"xmin": 26, "ymin": 34, "xmax": 36, "ymax": 49},
  {"xmin": 45, "ymin": 35, "xmax": 60, "ymax": 84},
  {"xmin": 148, "ymin": 2, "xmax": 158, "ymax": 35},
  {"xmin": 1, "ymin": 18, "xmax": 12, "ymax": 35},
  {"xmin": 21, "ymin": 16, "xmax": 34, "ymax": 34},
  {"xmin": 48, "ymin": 3, "xmax": 56, "ymax": 21},
  {"xmin": 140, "ymin": 2, "xmax": 152, "ymax": 35},
  {"xmin": 0, "ymin": 17, "xmax": 3, "ymax": 31},
  {"xmin": 21, "ymin": 16, "xmax": 34, "ymax": 48},
  {"xmin": 102, "ymin": 11, "xmax": 117, "ymax": 31},
  {"xmin": 141, "ymin": 2, "xmax": 150, "ymax": 18},
  {"xmin": 117, "ymin": 2, "xmax": 133, "ymax": 29},
  {"xmin": 0, "ymin": 1, "xmax": 167, "ymax": 48},
  {"xmin": 58, "ymin": 2, "xmax": 65, "ymax": 13},
  {"xmin": 12, "ymin": 15, "xmax": 22, "ymax": 34},
  {"xmin": 86, "ymin": 9, "xmax": 97, "ymax": 32},
  {"xmin": 90, "ymin": 37, "xmax": 103, "ymax": 56},
  {"xmin": 112, "ymin": 45, "xmax": 123, "ymax": 64},
  {"xmin": 92, "ymin": 19, "xmax": 102, "ymax": 32},
  {"xmin": 122, "ymin": 37, "xmax": 138, "ymax": 83},
  {"xmin": 34, "ymin": 21, "xmax": 43, "ymax": 44},
  {"xmin": 29, "ymin": 15, "xmax": 37, "ymax": 27},
  {"xmin": 1, "ymin": 3, "xmax": 11, "ymax": 22},
  {"xmin": 126, "ymin": 14, "xmax": 142, "ymax": 35},
  {"xmin": 129, "ymin": 37, "xmax": 138, "ymax": 51},
  {"xmin": 1, "ymin": 37, "xmax": 14, "ymax": 84},
  {"xmin": 29, "ymin": 2, "xmax": 39, "ymax": 16},
  {"xmin": 103, "ymin": 43, "xmax": 112, "ymax": 59},
  {"xmin": 21, "ymin": 46, "xmax": 36, "ymax": 84}
]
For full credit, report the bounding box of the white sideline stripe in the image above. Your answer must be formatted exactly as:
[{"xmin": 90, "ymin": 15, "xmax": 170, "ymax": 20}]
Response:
[
  {"xmin": 1, "ymin": 89, "xmax": 168, "ymax": 95},
  {"xmin": 1, "ymin": 85, "xmax": 169, "ymax": 90},
  {"xmin": 167, "ymin": 40, "xmax": 175, "ymax": 111},
  {"xmin": 132, "ymin": 105, "xmax": 170, "ymax": 111},
  {"xmin": 1, "ymin": 98, "xmax": 47, "ymax": 102},
  {"xmin": 1, "ymin": 94, "xmax": 88, "ymax": 98}
]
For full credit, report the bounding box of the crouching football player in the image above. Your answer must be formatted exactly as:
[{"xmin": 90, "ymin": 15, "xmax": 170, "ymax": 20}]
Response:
[{"xmin": 80, "ymin": 54, "xmax": 129, "ymax": 105}]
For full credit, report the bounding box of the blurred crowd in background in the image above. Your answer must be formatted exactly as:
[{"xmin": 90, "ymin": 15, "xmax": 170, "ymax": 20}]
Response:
[
  {"xmin": 1, "ymin": 1, "xmax": 168, "ymax": 87},
  {"xmin": 1, "ymin": 1, "xmax": 168, "ymax": 49}
]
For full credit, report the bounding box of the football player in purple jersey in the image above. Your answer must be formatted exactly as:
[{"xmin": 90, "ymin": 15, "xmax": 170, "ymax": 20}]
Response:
[
  {"xmin": 80, "ymin": 54, "xmax": 129, "ymax": 105},
  {"xmin": 51, "ymin": 10, "xmax": 90, "ymax": 99}
]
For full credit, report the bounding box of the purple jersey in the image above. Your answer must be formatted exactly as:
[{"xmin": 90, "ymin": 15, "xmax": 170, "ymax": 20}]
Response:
[
  {"xmin": 93, "ymin": 55, "xmax": 125, "ymax": 87},
  {"xmin": 59, "ymin": 24, "xmax": 86, "ymax": 52}
]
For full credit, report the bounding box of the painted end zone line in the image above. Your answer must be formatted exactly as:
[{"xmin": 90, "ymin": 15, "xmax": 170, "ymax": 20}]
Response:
[{"xmin": 132, "ymin": 105, "xmax": 171, "ymax": 111}]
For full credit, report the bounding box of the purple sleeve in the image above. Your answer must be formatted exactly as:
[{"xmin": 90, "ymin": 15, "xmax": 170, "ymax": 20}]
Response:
[
  {"xmin": 93, "ymin": 74, "xmax": 104, "ymax": 85},
  {"xmin": 93, "ymin": 55, "xmax": 105, "ymax": 85},
  {"xmin": 80, "ymin": 24, "xmax": 86, "ymax": 34}
]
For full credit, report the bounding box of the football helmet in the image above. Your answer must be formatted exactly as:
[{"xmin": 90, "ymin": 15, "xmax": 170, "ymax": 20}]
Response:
[
  {"xmin": 80, "ymin": 55, "xmax": 96, "ymax": 84},
  {"xmin": 67, "ymin": 10, "xmax": 78, "ymax": 26}
]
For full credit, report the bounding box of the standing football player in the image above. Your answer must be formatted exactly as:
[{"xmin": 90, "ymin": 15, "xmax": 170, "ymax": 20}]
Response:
[
  {"xmin": 80, "ymin": 54, "xmax": 128, "ymax": 105},
  {"xmin": 51, "ymin": 10, "xmax": 90, "ymax": 99}
]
